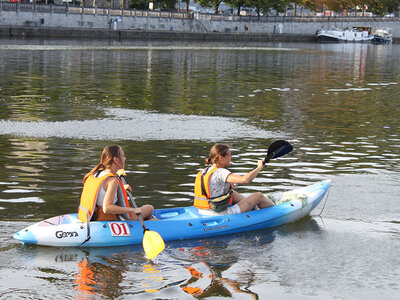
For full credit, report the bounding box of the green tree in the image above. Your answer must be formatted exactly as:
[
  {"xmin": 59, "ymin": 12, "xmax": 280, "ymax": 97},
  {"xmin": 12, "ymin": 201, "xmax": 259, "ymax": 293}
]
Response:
[
  {"xmin": 197, "ymin": 0, "xmax": 224, "ymax": 14},
  {"xmin": 324, "ymin": 0, "xmax": 353, "ymax": 12},
  {"xmin": 245, "ymin": 0, "xmax": 290, "ymax": 16},
  {"xmin": 225, "ymin": 0, "xmax": 251, "ymax": 15},
  {"xmin": 270, "ymin": 0, "xmax": 291, "ymax": 15},
  {"xmin": 292, "ymin": 0, "xmax": 317, "ymax": 15},
  {"xmin": 130, "ymin": 0, "xmax": 147, "ymax": 9},
  {"xmin": 162, "ymin": 0, "xmax": 178, "ymax": 10},
  {"xmin": 366, "ymin": 0, "xmax": 400, "ymax": 15},
  {"xmin": 249, "ymin": 0, "xmax": 275, "ymax": 16}
]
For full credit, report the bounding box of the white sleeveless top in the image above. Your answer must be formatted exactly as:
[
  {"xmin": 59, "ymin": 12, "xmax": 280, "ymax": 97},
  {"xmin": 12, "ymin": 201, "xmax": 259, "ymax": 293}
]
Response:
[
  {"xmin": 94, "ymin": 170, "xmax": 130, "ymax": 220},
  {"xmin": 95, "ymin": 171, "xmax": 118, "ymax": 208}
]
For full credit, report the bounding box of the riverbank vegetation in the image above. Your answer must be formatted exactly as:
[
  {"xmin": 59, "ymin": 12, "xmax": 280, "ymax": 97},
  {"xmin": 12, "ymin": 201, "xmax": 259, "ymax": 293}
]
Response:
[
  {"xmin": 26, "ymin": 0, "xmax": 399, "ymax": 16},
  {"xmin": 126, "ymin": 0, "xmax": 399, "ymax": 17}
]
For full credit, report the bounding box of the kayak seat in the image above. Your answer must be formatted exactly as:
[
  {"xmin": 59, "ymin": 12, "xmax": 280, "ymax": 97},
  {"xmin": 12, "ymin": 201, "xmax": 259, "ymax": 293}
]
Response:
[{"xmin": 154, "ymin": 207, "xmax": 200, "ymax": 221}]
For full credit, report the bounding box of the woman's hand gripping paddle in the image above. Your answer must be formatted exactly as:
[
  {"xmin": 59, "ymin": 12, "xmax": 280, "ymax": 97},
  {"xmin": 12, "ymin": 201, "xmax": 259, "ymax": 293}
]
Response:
[
  {"xmin": 117, "ymin": 169, "xmax": 165, "ymax": 260},
  {"xmin": 263, "ymin": 140, "xmax": 293, "ymax": 164}
]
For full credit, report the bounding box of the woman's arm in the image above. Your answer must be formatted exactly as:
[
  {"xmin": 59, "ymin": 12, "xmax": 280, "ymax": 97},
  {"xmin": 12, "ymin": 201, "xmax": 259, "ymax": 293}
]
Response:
[
  {"xmin": 226, "ymin": 160, "xmax": 265, "ymax": 184},
  {"xmin": 102, "ymin": 177, "xmax": 141, "ymax": 215}
]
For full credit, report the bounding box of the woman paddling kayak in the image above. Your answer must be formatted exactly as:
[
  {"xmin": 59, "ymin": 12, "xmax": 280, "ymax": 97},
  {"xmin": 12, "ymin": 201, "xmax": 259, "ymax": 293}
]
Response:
[
  {"xmin": 194, "ymin": 143, "xmax": 274, "ymax": 215},
  {"xmin": 78, "ymin": 145, "xmax": 154, "ymax": 222}
]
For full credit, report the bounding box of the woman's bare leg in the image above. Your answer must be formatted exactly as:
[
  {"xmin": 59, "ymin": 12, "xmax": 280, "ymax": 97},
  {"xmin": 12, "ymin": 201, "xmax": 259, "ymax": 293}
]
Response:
[
  {"xmin": 131, "ymin": 204, "xmax": 154, "ymax": 220},
  {"xmin": 232, "ymin": 190, "xmax": 245, "ymax": 204},
  {"xmin": 236, "ymin": 192, "xmax": 274, "ymax": 213}
]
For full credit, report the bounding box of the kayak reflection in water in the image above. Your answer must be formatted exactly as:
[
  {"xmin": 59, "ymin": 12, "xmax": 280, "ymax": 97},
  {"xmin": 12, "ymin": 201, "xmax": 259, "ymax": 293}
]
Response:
[
  {"xmin": 74, "ymin": 250, "xmax": 130, "ymax": 299},
  {"xmin": 78, "ymin": 145, "xmax": 154, "ymax": 222},
  {"xmin": 194, "ymin": 143, "xmax": 274, "ymax": 216}
]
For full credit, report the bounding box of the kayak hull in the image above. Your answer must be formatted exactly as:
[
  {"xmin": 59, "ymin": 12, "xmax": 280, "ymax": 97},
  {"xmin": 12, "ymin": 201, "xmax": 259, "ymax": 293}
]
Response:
[{"xmin": 14, "ymin": 180, "xmax": 331, "ymax": 247}]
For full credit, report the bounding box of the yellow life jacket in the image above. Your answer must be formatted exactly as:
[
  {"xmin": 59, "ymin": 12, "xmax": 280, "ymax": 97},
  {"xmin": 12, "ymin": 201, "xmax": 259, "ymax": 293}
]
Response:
[
  {"xmin": 78, "ymin": 173, "xmax": 132, "ymax": 222},
  {"xmin": 194, "ymin": 167, "xmax": 233, "ymax": 212}
]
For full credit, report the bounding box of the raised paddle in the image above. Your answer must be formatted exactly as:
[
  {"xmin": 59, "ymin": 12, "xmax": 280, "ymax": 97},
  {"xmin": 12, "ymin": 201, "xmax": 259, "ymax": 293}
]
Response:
[
  {"xmin": 263, "ymin": 140, "xmax": 293, "ymax": 164},
  {"xmin": 117, "ymin": 169, "xmax": 165, "ymax": 260}
]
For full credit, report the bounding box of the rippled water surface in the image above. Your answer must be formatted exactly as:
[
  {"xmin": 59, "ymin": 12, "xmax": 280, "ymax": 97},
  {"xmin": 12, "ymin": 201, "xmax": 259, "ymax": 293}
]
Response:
[{"xmin": 0, "ymin": 39, "xmax": 399, "ymax": 299}]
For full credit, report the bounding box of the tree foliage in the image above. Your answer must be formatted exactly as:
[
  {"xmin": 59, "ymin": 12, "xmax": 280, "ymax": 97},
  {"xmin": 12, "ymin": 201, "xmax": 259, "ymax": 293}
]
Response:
[
  {"xmin": 130, "ymin": 0, "xmax": 148, "ymax": 9},
  {"xmin": 129, "ymin": 0, "xmax": 400, "ymax": 15},
  {"xmin": 162, "ymin": 0, "xmax": 178, "ymax": 10},
  {"xmin": 366, "ymin": 0, "xmax": 400, "ymax": 15},
  {"xmin": 292, "ymin": 0, "xmax": 318, "ymax": 14},
  {"xmin": 224, "ymin": 0, "xmax": 251, "ymax": 15},
  {"xmin": 197, "ymin": 0, "xmax": 224, "ymax": 13}
]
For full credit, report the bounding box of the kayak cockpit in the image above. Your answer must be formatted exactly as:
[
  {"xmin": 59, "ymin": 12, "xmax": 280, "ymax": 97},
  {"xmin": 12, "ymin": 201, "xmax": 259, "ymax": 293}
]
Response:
[
  {"xmin": 153, "ymin": 206, "xmax": 201, "ymax": 221},
  {"xmin": 36, "ymin": 214, "xmax": 78, "ymax": 226}
]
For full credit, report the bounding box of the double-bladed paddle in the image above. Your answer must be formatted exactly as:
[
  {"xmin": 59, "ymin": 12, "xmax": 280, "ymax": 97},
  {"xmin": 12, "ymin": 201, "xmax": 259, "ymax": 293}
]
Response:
[
  {"xmin": 117, "ymin": 169, "xmax": 165, "ymax": 260},
  {"xmin": 263, "ymin": 140, "xmax": 293, "ymax": 164}
]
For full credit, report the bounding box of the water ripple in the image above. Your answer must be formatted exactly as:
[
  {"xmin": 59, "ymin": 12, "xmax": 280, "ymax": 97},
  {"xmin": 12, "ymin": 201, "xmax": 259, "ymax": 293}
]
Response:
[
  {"xmin": 0, "ymin": 44, "xmax": 299, "ymax": 52},
  {"xmin": 0, "ymin": 108, "xmax": 284, "ymax": 141},
  {"xmin": 0, "ymin": 197, "xmax": 44, "ymax": 203}
]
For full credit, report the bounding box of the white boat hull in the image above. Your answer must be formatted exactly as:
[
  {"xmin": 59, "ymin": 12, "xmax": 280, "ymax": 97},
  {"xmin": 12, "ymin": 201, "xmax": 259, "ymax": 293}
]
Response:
[{"xmin": 317, "ymin": 27, "xmax": 373, "ymax": 42}]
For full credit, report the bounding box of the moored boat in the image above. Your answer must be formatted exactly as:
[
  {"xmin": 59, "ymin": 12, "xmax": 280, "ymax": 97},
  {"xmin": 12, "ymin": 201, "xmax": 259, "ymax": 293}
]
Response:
[
  {"xmin": 13, "ymin": 180, "xmax": 331, "ymax": 247},
  {"xmin": 372, "ymin": 28, "xmax": 393, "ymax": 43},
  {"xmin": 316, "ymin": 26, "xmax": 373, "ymax": 42}
]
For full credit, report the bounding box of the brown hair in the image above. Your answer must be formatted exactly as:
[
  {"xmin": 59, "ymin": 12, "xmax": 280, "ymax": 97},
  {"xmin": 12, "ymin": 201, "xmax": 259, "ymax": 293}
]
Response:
[
  {"xmin": 83, "ymin": 145, "xmax": 121, "ymax": 182},
  {"xmin": 205, "ymin": 143, "xmax": 230, "ymax": 165}
]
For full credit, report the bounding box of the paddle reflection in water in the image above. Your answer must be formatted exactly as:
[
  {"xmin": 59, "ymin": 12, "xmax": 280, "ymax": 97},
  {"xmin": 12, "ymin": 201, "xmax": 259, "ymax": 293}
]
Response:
[
  {"xmin": 166, "ymin": 228, "xmax": 276, "ymax": 298},
  {"xmin": 181, "ymin": 260, "xmax": 260, "ymax": 298}
]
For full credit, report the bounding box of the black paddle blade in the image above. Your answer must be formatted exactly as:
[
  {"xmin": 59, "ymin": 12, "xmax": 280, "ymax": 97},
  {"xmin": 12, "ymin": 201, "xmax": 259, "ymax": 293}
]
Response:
[{"xmin": 263, "ymin": 140, "xmax": 293, "ymax": 164}]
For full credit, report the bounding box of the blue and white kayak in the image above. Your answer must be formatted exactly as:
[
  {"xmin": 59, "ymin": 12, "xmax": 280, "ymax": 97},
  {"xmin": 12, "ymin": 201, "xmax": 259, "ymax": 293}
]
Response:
[{"xmin": 13, "ymin": 180, "xmax": 331, "ymax": 247}]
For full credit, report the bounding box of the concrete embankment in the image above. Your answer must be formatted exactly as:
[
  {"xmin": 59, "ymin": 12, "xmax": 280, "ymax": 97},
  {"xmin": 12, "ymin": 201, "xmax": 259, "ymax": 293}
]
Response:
[{"xmin": 0, "ymin": 26, "xmax": 315, "ymax": 42}]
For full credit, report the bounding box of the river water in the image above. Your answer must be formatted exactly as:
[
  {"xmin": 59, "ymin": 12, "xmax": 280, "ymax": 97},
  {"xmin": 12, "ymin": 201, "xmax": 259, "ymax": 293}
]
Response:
[{"xmin": 0, "ymin": 39, "xmax": 399, "ymax": 299}]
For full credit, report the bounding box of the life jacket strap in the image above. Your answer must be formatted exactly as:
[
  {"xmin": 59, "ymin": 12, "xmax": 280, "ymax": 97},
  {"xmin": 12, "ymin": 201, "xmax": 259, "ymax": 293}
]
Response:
[
  {"xmin": 200, "ymin": 166, "xmax": 211, "ymax": 197},
  {"xmin": 79, "ymin": 205, "xmax": 91, "ymax": 245}
]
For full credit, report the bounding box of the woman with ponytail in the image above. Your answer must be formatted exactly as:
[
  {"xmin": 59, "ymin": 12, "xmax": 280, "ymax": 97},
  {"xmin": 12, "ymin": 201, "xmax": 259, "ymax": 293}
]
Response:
[
  {"xmin": 78, "ymin": 145, "xmax": 153, "ymax": 222},
  {"xmin": 194, "ymin": 143, "xmax": 274, "ymax": 215}
]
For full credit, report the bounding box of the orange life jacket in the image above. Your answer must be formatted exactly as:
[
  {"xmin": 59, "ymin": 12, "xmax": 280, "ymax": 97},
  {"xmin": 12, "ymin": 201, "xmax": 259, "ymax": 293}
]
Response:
[
  {"xmin": 194, "ymin": 167, "xmax": 232, "ymax": 210},
  {"xmin": 78, "ymin": 173, "xmax": 132, "ymax": 222}
]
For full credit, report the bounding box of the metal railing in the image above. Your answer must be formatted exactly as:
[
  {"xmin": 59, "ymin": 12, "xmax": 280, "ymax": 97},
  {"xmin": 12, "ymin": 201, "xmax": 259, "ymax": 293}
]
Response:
[{"xmin": 0, "ymin": 2, "xmax": 398, "ymax": 23}]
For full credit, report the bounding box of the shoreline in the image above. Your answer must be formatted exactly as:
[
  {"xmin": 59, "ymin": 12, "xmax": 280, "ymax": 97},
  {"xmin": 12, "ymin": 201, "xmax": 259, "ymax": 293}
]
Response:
[
  {"xmin": 1, "ymin": 26, "xmax": 317, "ymax": 42},
  {"xmin": 3, "ymin": 26, "xmax": 398, "ymax": 44}
]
